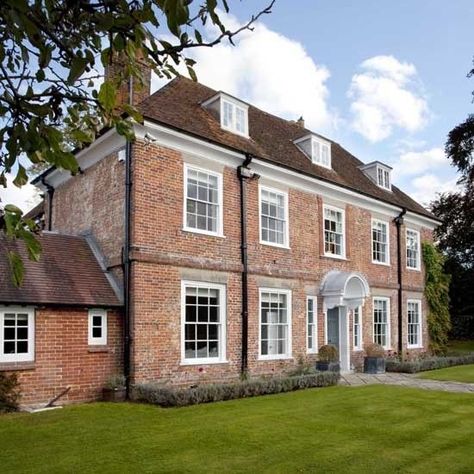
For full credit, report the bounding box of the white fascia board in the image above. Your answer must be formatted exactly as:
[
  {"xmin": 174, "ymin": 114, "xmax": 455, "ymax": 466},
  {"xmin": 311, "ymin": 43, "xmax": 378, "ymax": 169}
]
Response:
[{"xmin": 35, "ymin": 129, "xmax": 126, "ymax": 190}]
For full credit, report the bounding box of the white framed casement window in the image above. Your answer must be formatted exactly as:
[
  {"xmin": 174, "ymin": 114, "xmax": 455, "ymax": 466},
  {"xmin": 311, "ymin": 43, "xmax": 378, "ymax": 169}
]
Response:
[
  {"xmin": 221, "ymin": 97, "xmax": 249, "ymax": 137},
  {"xmin": 323, "ymin": 204, "xmax": 345, "ymax": 258},
  {"xmin": 88, "ymin": 309, "xmax": 107, "ymax": 346},
  {"xmin": 259, "ymin": 186, "xmax": 289, "ymax": 248},
  {"xmin": 407, "ymin": 299, "xmax": 422, "ymax": 348},
  {"xmin": 0, "ymin": 306, "xmax": 35, "ymax": 363},
  {"xmin": 259, "ymin": 288, "xmax": 292, "ymax": 360},
  {"xmin": 307, "ymin": 296, "xmax": 318, "ymax": 354},
  {"xmin": 372, "ymin": 219, "xmax": 390, "ymax": 265},
  {"xmin": 353, "ymin": 306, "xmax": 363, "ymax": 351},
  {"xmin": 377, "ymin": 166, "xmax": 391, "ymax": 190},
  {"xmin": 373, "ymin": 297, "xmax": 390, "ymax": 349},
  {"xmin": 312, "ymin": 138, "xmax": 331, "ymax": 169},
  {"xmin": 183, "ymin": 164, "xmax": 223, "ymax": 237},
  {"xmin": 406, "ymin": 229, "xmax": 421, "ymax": 270},
  {"xmin": 181, "ymin": 281, "xmax": 226, "ymax": 364}
]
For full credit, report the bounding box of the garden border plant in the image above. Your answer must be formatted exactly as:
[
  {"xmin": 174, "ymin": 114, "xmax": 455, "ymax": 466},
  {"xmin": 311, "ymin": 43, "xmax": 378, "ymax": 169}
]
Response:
[
  {"xmin": 132, "ymin": 372, "xmax": 340, "ymax": 408},
  {"xmin": 386, "ymin": 354, "xmax": 474, "ymax": 374},
  {"xmin": 0, "ymin": 372, "xmax": 20, "ymax": 413}
]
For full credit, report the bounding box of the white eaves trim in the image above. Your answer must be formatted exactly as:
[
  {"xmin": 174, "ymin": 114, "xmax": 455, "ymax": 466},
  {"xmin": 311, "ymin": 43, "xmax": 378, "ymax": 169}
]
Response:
[{"xmin": 36, "ymin": 128, "xmax": 126, "ymax": 190}]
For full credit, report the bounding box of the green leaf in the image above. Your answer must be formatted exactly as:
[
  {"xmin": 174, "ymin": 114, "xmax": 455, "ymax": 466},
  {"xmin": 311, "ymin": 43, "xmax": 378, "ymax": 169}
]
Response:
[
  {"xmin": 8, "ymin": 251, "xmax": 24, "ymax": 287},
  {"xmin": 19, "ymin": 230, "xmax": 42, "ymax": 262},
  {"xmin": 13, "ymin": 165, "xmax": 28, "ymax": 187},
  {"xmin": 68, "ymin": 57, "xmax": 89, "ymax": 84},
  {"xmin": 4, "ymin": 204, "xmax": 22, "ymax": 215},
  {"xmin": 98, "ymin": 81, "xmax": 117, "ymax": 111}
]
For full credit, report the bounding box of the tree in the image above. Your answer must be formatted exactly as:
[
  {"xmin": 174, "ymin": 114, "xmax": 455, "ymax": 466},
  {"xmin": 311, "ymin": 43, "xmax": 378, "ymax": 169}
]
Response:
[
  {"xmin": 0, "ymin": 0, "xmax": 274, "ymax": 284},
  {"xmin": 431, "ymin": 57, "xmax": 474, "ymax": 339}
]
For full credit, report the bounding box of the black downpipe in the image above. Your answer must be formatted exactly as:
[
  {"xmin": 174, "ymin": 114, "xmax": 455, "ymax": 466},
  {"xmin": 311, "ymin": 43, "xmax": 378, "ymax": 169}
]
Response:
[
  {"xmin": 394, "ymin": 208, "xmax": 407, "ymax": 360},
  {"xmin": 123, "ymin": 139, "xmax": 133, "ymax": 397},
  {"xmin": 42, "ymin": 180, "xmax": 54, "ymax": 231},
  {"xmin": 123, "ymin": 76, "xmax": 134, "ymax": 397},
  {"xmin": 238, "ymin": 154, "xmax": 259, "ymax": 376}
]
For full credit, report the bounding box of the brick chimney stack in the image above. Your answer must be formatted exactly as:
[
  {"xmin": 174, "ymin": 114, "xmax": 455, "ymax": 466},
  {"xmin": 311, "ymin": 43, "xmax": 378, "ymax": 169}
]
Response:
[
  {"xmin": 296, "ymin": 116, "xmax": 305, "ymax": 128},
  {"xmin": 104, "ymin": 51, "xmax": 151, "ymax": 109}
]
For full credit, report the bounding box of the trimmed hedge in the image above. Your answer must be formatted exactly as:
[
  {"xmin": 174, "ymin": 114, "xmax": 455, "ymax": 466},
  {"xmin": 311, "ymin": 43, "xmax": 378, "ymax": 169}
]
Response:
[
  {"xmin": 132, "ymin": 372, "xmax": 340, "ymax": 407},
  {"xmin": 386, "ymin": 354, "xmax": 474, "ymax": 374}
]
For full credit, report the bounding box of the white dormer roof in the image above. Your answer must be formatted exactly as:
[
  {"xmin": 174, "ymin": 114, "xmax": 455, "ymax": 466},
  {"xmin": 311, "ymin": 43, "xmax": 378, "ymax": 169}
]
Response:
[
  {"xmin": 359, "ymin": 161, "xmax": 392, "ymax": 191},
  {"xmin": 294, "ymin": 134, "xmax": 331, "ymax": 169},
  {"xmin": 202, "ymin": 92, "xmax": 249, "ymax": 138}
]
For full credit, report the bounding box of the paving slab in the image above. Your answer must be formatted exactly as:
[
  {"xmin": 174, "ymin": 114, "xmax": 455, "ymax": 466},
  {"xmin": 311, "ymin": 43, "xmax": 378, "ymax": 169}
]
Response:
[{"xmin": 339, "ymin": 372, "xmax": 474, "ymax": 393}]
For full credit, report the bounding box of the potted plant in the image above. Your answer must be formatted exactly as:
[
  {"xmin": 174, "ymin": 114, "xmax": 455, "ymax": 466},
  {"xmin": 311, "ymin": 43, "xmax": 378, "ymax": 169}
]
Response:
[
  {"xmin": 102, "ymin": 374, "xmax": 126, "ymax": 402},
  {"xmin": 316, "ymin": 344, "xmax": 340, "ymax": 372},
  {"xmin": 364, "ymin": 343, "xmax": 386, "ymax": 374}
]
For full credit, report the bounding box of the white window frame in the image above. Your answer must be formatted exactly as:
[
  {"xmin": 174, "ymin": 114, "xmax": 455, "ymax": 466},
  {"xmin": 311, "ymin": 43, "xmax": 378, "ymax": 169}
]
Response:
[
  {"xmin": 311, "ymin": 137, "xmax": 331, "ymax": 169},
  {"xmin": 376, "ymin": 165, "xmax": 391, "ymax": 190},
  {"xmin": 220, "ymin": 97, "xmax": 249, "ymax": 137},
  {"xmin": 371, "ymin": 218, "xmax": 390, "ymax": 265},
  {"xmin": 0, "ymin": 306, "xmax": 35, "ymax": 363},
  {"xmin": 353, "ymin": 306, "xmax": 363, "ymax": 351},
  {"xmin": 306, "ymin": 296, "xmax": 318, "ymax": 354},
  {"xmin": 88, "ymin": 309, "xmax": 107, "ymax": 346},
  {"xmin": 181, "ymin": 280, "xmax": 227, "ymax": 365},
  {"xmin": 323, "ymin": 204, "xmax": 346, "ymax": 259},
  {"xmin": 258, "ymin": 288, "xmax": 292, "ymax": 360},
  {"xmin": 259, "ymin": 185, "xmax": 290, "ymax": 249},
  {"xmin": 372, "ymin": 297, "xmax": 391, "ymax": 350},
  {"xmin": 407, "ymin": 299, "xmax": 423, "ymax": 349},
  {"xmin": 183, "ymin": 163, "xmax": 224, "ymax": 238},
  {"xmin": 406, "ymin": 228, "xmax": 421, "ymax": 270}
]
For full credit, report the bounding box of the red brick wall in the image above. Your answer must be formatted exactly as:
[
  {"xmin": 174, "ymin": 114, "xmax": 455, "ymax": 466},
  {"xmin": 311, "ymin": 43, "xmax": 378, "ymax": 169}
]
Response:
[
  {"xmin": 127, "ymin": 139, "xmax": 433, "ymax": 385},
  {"xmin": 49, "ymin": 151, "xmax": 125, "ymax": 273},
  {"xmin": 0, "ymin": 307, "xmax": 123, "ymax": 407}
]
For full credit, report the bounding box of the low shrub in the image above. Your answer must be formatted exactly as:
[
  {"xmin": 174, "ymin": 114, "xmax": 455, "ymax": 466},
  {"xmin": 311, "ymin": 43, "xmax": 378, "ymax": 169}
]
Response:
[
  {"xmin": 318, "ymin": 345, "xmax": 339, "ymax": 362},
  {"xmin": 0, "ymin": 372, "xmax": 20, "ymax": 413},
  {"xmin": 364, "ymin": 343, "xmax": 385, "ymax": 358},
  {"xmin": 386, "ymin": 354, "xmax": 474, "ymax": 374},
  {"xmin": 132, "ymin": 372, "xmax": 340, "ymax": 408}
]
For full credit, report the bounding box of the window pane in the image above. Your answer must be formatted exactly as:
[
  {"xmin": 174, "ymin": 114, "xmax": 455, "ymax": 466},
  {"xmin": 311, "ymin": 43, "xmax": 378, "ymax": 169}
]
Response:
[
  {"xmin": 261, "ymin": 291, "xmax": 289, "ymax": 356},
  {"xmin": 261, "ymin": 189, "xmax": 287, "ymax": 246},
  {"xmin": 92, "ymin": 327, "xmax": 102, "ymax": 338}
]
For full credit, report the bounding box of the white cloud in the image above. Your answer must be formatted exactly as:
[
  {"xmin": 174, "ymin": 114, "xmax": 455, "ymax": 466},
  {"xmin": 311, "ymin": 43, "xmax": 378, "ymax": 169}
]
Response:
[
  {"xmin": 151, "ymin": 13, "xmax": 334, "ymax": 131},
  {"xmin": 0, "ymin": 174, "xmax": 41, "ymax": 213},
  {"xmin": 409, "ymin": 173, "xmax": 459, "ymax": 207},
  {"xmin": 393, "ymin": 147, "xmax": 447, "ymax": 178},
  {"xmin": 348, "ymin": 55, "xmax": 429, "ymax": 142}
]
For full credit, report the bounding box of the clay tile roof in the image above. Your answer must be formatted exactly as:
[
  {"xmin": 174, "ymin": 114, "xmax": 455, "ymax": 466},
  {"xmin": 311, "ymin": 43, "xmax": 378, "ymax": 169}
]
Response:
[
  {"xmin": 0, "ymin": 233, "xmax": 122, "ymax": 307},
  {"xmin": 139, "ymin": 76, "xmax": 436, "ymax": 220}
]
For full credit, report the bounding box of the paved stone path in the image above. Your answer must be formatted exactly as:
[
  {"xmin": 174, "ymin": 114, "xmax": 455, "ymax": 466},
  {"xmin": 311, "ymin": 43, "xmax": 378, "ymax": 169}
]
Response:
[{"xmin": 339, "ymin": 372, "xmax": 474, "ymax": 393}]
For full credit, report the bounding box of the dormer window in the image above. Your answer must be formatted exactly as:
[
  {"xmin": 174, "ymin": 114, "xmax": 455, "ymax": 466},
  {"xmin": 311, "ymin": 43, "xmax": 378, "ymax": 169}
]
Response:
[
  {"xmin": 359, "ymin": 161, "xmax": 392, "ymax": 191},
  {"xmin": 377, "ymin": 167, "xmax": 391, "ymax": 190},
  {"xmin": 294, "ymin": 134, "xmax": 331, "ymax": 169},
  {"xmin": 202, "ymin": 93, "xmax": 249, "ymax": 138}
]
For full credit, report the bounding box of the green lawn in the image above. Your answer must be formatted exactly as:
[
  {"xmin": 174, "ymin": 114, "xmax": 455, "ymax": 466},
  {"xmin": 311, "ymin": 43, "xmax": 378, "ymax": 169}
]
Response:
[
  {"xmin": 1, "ymin": 386, "xmax": 474, "ymax": 473},
  {"xmin": 447, "ymin": 339, "xmax": 474, "ymax": 355},
  {"xmin": 418, "ymin": 364, "xmax": 474, "ymax": 383}
]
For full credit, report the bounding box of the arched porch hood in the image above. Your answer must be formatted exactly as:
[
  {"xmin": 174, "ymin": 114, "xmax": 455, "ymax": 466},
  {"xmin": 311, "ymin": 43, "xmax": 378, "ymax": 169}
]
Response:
[{"xmin": 320, "ymin": 271, "xmax": 370, "ymax": 310}]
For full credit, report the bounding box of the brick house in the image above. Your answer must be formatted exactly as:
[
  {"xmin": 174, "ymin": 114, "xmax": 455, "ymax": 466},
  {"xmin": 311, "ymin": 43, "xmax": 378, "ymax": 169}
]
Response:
[{"xmin": 0, "ymin": 66, "xmax": 439, "ymax": 406}]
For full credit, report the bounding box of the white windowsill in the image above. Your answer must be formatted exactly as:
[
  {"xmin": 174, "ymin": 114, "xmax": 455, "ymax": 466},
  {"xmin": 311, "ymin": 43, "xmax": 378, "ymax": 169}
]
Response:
[
  {"xmin": 372, "ymin": 260, "xmax": 391, "ymax": 267},
  {"xmin": 182, "ymin": 227, "xmax": 226, "ymax": 239},
  {"xmin": 322, "ymin": 253, "xmax": 347, "ymax": 260},
  {"xmin": 258, "ymin": 355, "xmax": 293, "ymax": 361},
  {"xmin": 307, "ymin": 350, "xmax": 319, "ymax": 355},
  {"xmin": 260, "ymin": 239, "xmax": 290, "ymax": 250},
  {"xmin": 406, "ymin": 266, "xmax": 421, "ymax": 272},
  {"xmin": 180, "ymin": 359, "xmax": 228, "ymax": 366},
  {"xmin": 353, "ymin": 348, "xmax": 364, "ymax": 352},
  {"xmin": 407, "ymin": 345, "xmax": 423, "ymax": 350}
]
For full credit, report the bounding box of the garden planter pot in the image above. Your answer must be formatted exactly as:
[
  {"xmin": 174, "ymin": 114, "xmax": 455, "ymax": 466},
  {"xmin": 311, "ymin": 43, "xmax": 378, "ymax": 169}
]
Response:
[
  {"xmin": 316, "ymin": 361, "xmax": 340, "ymax": 372},
  {"xmin": 364, "ymin": 357, "xmax": 385, "ymax": 374},
  {"xmin": 102, "ymin": 387, "xmax": 126, "ymax": 402}
]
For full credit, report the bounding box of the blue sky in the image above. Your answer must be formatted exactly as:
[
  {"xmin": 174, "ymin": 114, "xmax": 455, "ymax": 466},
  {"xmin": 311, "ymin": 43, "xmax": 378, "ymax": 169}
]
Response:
[{"xmin": 2, "ymin": 0, "xmax": 473, "ymax": 211}]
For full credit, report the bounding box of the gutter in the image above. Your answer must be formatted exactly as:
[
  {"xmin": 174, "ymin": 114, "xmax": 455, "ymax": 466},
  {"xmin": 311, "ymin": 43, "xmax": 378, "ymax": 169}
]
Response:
[
  {"xmin": 394, "ymin": 207, "xmax": 407, "ymax": 360},
  {"xmin": 237, "ymin": 153, "xmax": 259, "ymax": 376}
]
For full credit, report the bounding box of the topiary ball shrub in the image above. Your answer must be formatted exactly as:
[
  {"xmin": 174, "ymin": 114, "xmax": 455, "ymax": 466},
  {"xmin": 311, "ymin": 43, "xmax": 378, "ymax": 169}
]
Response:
[
  {"xmin": 0, "ymin": 372, "xmax": 21, "ymax": 413},
  {"xmin": 318, "ymin": 344, "xmax": 339, "ymax": 362},
  {"xmin": 364, "ymin": 343, "xmax": 385, "ymax": 358}
]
